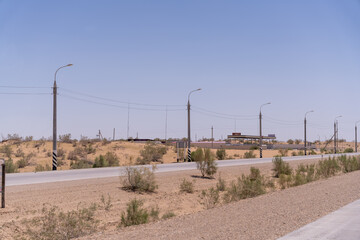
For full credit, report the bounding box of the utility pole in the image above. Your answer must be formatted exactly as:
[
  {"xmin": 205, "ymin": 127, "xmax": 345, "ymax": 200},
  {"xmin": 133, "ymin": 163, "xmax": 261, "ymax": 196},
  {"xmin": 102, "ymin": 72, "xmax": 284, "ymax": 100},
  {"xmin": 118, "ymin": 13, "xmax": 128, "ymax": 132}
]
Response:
[
  {"xmin": 127, "ymin": 103, "xmax": 130, "ymax": 139},
  {"xmin": 304, "ymin": 110, "xmax": 314, "ymax": 155},
  {"xmin": 187, "ymin": 88, "xmax": 201, "ymax": 162},
  {"xmin": 211, "ymin": 126, "xmax": 214, "ymax": 148},
  {"xmin": 113, "ymin": 128, "xmax": 115, "ymax": 141},
  {"xmin": 52, "ymin": 64, "xmax": 72, "ymax": 171},
  {"xmin": 334, "ymin": 115, "xmax": 342, "ymax": 154},
  {"xmin": 165, "ymin": 105, "xmax": 168, "ymax": 142},
  {"xmin": 356, "ymin": 121, "xmax": 360, "ymax": 152},
  {"xmin": 259, "ymin": 102, "xmax": 271, "ymax": 158}
]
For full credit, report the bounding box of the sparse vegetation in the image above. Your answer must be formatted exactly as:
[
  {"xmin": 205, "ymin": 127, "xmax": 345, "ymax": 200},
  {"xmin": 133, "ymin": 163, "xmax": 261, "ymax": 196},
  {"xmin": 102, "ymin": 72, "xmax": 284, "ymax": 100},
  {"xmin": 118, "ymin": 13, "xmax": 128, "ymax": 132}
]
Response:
[
  {"xmin": 122, "ymin": 165, "xmax": 158, "ymax": 192},
  {"xmin": 161, "ymin": 212, "xmax": 176, "ymax": 220},
  {"xmin": 243, "ymin": 150, "xmax": 256, "ymax": 159},
  {"xmin": 223, "ymin": 167, "xmax": 267, "ymax": 203},
  {"xmin": 100, "ymin": 194, "xmax": 113, "ymax": 211},
  {"xmin": 200, "ymin": 187, "xmax": 220, "ymax": 209},
  {"xmin": 70, "ymin": 159, "xmax": 93, "ymax": 169},
  {"xmin": 93, "ymin": 152, "xmax": 119, "ymax": 168},
  {"xmin": 5, "ymin": 158, "xmax": 18, "ymax": 173},
  {"xmin": 120, "ymin": 199, "xmax": 149, "ymax": 227},
  {"xmin": 277, "ymin": 149, "xmax": 288, "ymax": 157},
  {"xmin": 216, "ymin": 148, "xmax": 226, "ymax": 160},
  {"xmin": 35, "ymin": 164, "xmax": 51, "ymax": 172},
  {"xmin": 22, "ymin": 204, "xmax": 98, "ymax": 240},
  {"xmin": 216, "ymin": 175, "xmax": 226, "ymax": 191},
  {"xmin": 272, "ymin": 157, "xmax": 292, "ymax": 178},
  {"xmin": 179, "ymin": 178, "xmax": 194, "ymax": 193},
  {"xmin": 136, "ymin": 142, "xmax": 167, "ymax": 165}
]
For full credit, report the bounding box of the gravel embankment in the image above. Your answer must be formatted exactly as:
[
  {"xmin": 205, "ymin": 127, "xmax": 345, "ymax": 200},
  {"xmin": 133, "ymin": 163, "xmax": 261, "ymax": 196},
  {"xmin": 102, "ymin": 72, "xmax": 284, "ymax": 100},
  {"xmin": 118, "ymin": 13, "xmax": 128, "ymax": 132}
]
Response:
[{"xmin": 82, "ymin": 170, "xmax": 360, "ymax": 240}]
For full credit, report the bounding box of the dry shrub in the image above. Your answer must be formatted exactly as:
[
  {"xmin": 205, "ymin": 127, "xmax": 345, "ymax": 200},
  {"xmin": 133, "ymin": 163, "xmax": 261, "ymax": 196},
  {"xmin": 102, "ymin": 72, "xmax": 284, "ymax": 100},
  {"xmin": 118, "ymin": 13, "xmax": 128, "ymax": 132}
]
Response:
[
  {"xmin": 179, "ymin": 178, "xmax": 194, "ymax": 193},
  {"xmin": 200, "ymin": 187, "xmax": 220, "ymax": 209},
  {"xmin": 224, "ymin": 167, "xmax": 266, "ymax": 203},
  {"xmin": 120, "ymin": 199, "xmax": 149, "ymax": 227},
  {"xmin": 137, "ymin": 142, "xmax": 167, "ymax": 165},
  {"xmin": 22, "ymin": 204, "xmax": 98, "ymax": 240},
  {"xmin": 122, "ymin": 165, "xmax": 158, "ymax": 193},
  {"xmin": 272, "ymin": 157, "xmax": 292, "ymax": 178}
]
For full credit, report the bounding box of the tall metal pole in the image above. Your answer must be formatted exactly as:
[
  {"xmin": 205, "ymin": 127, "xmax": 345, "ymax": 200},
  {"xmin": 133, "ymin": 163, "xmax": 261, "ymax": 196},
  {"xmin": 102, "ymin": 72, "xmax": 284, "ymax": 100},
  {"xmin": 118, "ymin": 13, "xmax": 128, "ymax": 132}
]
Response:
[
  {"xmin": 304, "ymin": 117, "xmax": 307, "ymax": 155},
  {"xmin": 304, "ymin": 110, "xmax": 314, "ymax": 156},
  {"xmin": 355, "ymin": 124, "xmax": 358, "ymax": 153},
  {"xmin": 334, "ymin": 121, "xmax": 337, "ymax": 153},
  {"xmin": 53, "ymin": 64, "xmax": 72, "ymax": 171},
  {"xmin": 187, "ymin": 88, "xmax": 201, "ymax": 162},
  {"xmin": 259, "ymin": 102, "xmax": 270, "ymax": 158},
  {"xmin": 334, "ymin": 115, "xmax": 342, "ymax": 154},
  {"xmin": 211, "ymin": 126, "xmax": 214, "ymax": 148},
  {"xmin": 165, "ymin": 105, "xmax": 168, "ymax": 141}
]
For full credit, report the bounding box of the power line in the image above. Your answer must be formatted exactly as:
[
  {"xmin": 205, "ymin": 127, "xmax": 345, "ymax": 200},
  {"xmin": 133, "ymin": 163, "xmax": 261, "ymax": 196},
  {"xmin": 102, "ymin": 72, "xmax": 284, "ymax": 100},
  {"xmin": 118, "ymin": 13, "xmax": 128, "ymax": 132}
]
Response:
[
  {"xmin": 0, "ymin": 86, "xmax": 49, "ymax": 89},
  {"xmin": 192, "ymin": 105, "xmax": 258, "ymax": 118},
  {"xmin": 192, "ymin": 109, "xmax": 258, "ymax": 120},
  {"xmin": 60, "ymin": 88, "xmax": 184, "ymax": 108},
  {"xmin": 0, "ymin": 92, "xmax": 51, "ymax": 95},
  {"xmin": 59, "ymin": 93, "xmax": 186, "ymax": 112}
]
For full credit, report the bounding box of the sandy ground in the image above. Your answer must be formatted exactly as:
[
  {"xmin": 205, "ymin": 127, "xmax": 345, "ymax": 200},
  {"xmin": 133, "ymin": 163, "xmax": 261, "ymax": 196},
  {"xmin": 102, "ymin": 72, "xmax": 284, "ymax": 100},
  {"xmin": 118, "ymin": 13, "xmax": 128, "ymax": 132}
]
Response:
[{"xmin": 1, "ymin": 157, "xmax": 359, "ymax": 239}]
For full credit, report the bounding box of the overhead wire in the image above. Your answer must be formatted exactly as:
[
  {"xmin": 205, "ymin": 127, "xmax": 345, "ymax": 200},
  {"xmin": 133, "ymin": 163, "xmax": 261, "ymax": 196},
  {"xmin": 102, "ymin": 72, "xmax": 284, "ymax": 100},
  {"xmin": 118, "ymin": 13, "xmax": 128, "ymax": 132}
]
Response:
[
  {"xmin": 59, "ymin": 93, "xmax": 186, "ymax": 112},
  {"xmin": 60, "ymin": 88, "xmax": 185, "ymax": 108}
]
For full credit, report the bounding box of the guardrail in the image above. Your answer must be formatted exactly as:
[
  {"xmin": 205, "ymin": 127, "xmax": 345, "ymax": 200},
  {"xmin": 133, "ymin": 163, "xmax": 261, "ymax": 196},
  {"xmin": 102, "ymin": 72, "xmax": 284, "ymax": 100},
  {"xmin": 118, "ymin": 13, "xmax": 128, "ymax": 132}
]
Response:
[{"xmin": 0, "ymin": 159, "xmax": 5, "ymax": 208}]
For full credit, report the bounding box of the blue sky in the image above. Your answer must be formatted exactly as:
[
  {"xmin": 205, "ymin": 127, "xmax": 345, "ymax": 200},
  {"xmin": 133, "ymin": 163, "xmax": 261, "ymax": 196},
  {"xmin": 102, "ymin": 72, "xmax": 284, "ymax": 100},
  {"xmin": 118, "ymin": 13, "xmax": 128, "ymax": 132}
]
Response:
[{"xmin": 0, "ymin": 0, "xmax": 359, "ymax": 142}]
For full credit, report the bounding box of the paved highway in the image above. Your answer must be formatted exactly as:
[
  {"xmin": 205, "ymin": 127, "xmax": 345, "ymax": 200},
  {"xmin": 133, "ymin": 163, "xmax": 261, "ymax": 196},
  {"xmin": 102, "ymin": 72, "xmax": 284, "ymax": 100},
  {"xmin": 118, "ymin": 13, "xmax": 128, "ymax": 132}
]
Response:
[{"xmin": 5, "ymin": 153, "xmax": 360, "ymax": 187}]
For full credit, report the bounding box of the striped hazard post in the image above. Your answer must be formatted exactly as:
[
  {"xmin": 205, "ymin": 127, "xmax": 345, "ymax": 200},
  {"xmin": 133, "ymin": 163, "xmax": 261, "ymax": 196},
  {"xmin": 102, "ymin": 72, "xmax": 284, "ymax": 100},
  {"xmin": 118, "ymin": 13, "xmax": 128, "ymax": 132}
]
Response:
[
  {"xmin": 187, "ymin": 148, "xmax": 191, "ymax": 162},
  {"xmin": 52, "ymin": 150, "xmax": 57, "ymax": 170}
]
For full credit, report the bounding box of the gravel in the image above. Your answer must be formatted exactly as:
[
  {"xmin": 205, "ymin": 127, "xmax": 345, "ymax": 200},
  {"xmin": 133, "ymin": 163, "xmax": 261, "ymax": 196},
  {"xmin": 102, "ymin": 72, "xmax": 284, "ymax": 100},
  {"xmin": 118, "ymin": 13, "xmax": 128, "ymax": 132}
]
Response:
[{"xmin": 82, "ymin": 170, "xmax": 360, "ymax": 240}]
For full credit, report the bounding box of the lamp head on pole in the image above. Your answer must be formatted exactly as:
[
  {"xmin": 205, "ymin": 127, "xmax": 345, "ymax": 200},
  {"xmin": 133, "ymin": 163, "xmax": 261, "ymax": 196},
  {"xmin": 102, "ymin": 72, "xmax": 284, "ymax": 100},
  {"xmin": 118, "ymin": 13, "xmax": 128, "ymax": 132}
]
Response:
[{"xmin": 260, "ymin": 102, "xmax": 271, "ymax": 113}]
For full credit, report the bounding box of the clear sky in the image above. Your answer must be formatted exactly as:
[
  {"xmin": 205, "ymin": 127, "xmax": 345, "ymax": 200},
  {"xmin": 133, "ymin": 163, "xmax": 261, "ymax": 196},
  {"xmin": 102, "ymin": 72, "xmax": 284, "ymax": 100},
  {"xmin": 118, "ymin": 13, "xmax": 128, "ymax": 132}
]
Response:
[{"xmin": 0, "ymin": 0, "xmax": 359, "ymax": 142}]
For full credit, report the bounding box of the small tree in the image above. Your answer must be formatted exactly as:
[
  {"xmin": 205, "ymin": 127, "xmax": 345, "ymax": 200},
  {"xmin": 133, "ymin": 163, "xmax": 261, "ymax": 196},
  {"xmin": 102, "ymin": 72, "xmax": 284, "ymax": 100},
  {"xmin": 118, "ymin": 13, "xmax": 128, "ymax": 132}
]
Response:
[
  {"xmin": 272, "ymin": 157, "xmax": 292, "ymax": 178},
  {"xmin": 193, "ymin": 148, "xmax": 217, "ymax": 178}
]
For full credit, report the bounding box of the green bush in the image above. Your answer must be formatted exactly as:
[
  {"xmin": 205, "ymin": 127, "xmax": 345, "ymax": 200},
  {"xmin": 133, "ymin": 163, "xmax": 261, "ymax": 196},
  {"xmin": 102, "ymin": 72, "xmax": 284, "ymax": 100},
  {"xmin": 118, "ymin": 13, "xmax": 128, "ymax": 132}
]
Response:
[
  {"xmin": 224, "ymin": 168, "xmax": 266, "ymax": 203},
  {"xmin": 249, "ymin": 145, "xmax": 259, "ymax": 150},
  {"xmin": 70, "ymin": 159, "xmax": 93, "ymax": 169},
  {"xmin": 243, "ymin": 150, "xmax": 256, "ymax": 159},
  {"xmin": 193, "ymin": 148, "xmax": 217, "ymax": 178},
  {"xmin": 343, "ymin": 148, "xmax": 354, "ymax": 153},
  {"xmin": 23, "ymin": 204, "xmax": 98, "ymax": 240},
  {"xmin": 137, "ymin": 142, "xmax": 167, "ymax": 164},
  {"xmin": 272, "ymin": 157, "xmax": 292, "ymax": 178},
  {"xmin": 93, "ymin": 152, "xmax": 119, "ymax": 168},
  {"xmin": 338, "ymin": 155, "xmax": 359, "ymax": 173},
  {"xmin": 122, "ymin": 166, "xmax": 158, "ymax": 193},
  {"xmin": 216, "ymin": 148, "xmax": 226, "ymax": 160},
  {"xmin": 316, "ymin": 157, "xmax": 341, "ymax": 178},
  {"xmin": 5, "ymin": 158, "xmax": 18, "ymax": 173},
  {"xmin": 179, "ymin": 178, "xmax": 194, "ymax": 193},
  {"xmin": 120, "ymin": 199, "xmax": 148, "ymax": 227}
]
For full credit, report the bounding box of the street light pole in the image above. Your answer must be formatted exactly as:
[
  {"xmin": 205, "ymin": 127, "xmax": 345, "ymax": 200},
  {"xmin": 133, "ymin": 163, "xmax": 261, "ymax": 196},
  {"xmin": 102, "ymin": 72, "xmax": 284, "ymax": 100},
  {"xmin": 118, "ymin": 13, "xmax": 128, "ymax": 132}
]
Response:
[
  {"xmin": 53, "ymin": 64, "xmax": 73, "ymax": 171},
  {"xmin": 334, "ymin": 115, "xmax": 342, "ymax": 154},
  {"xmin": 304, "ymin": 110, "xmax": 314, "ymax": 156},
  {"xmin": 187, "ymin": 88, "xmax": 201, "ymax": 162},
  {"xmin": 259, "ymin": 102, "xmax": 271, "ymax": 158},
  {"xmin": 355, "ymin": 121, "xmax": 360, "ymax": 152}
]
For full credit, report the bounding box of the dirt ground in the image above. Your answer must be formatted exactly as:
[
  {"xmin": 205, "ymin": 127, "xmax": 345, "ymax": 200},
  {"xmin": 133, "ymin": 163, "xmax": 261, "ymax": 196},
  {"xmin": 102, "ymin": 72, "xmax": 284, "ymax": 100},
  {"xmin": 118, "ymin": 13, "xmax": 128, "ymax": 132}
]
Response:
[{"xmin": 0, "ymin": 157, "xmax": 354, "ymax": 239}]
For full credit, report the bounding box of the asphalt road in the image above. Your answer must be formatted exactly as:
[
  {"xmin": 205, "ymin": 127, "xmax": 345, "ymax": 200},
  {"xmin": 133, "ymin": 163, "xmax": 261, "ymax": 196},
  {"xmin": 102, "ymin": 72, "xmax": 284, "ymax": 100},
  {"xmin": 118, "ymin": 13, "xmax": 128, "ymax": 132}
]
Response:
[{"xmin": 5, "ymin": 153, "xmax": 360, "ymax": 187}]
